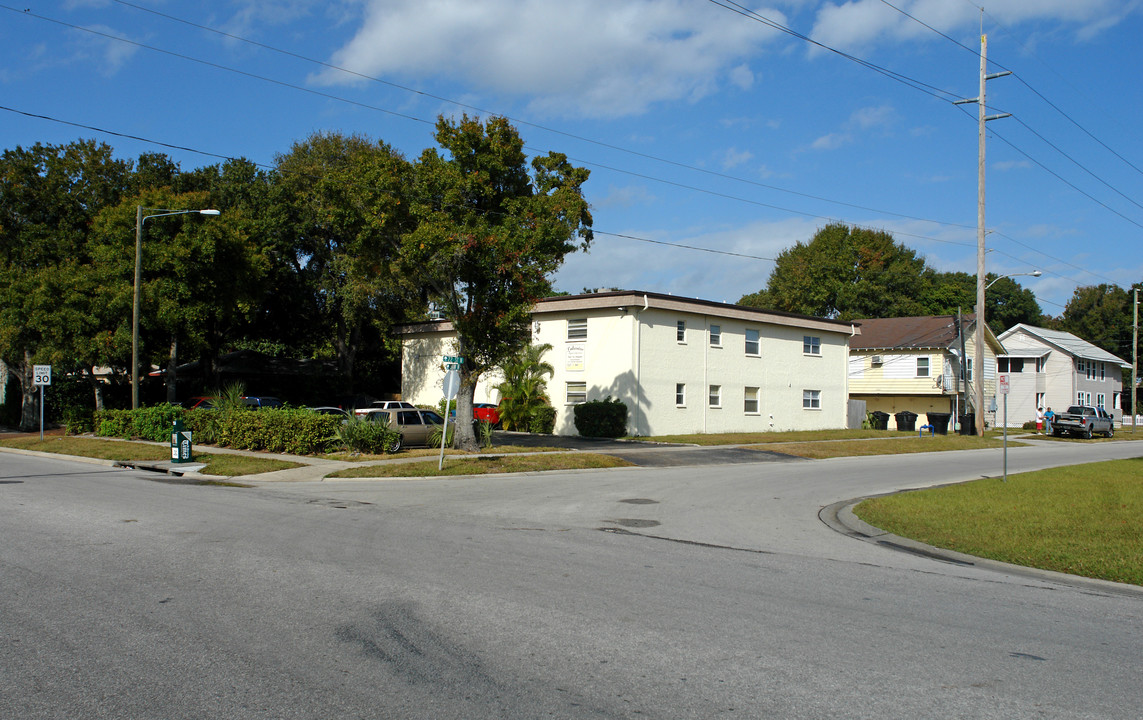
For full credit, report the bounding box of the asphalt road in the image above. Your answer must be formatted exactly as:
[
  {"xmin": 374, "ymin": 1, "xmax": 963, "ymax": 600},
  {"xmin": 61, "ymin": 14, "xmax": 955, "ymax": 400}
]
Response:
[{"xmin": 3, "ymin": 441, "xmax": 1142, "ymax": 719}]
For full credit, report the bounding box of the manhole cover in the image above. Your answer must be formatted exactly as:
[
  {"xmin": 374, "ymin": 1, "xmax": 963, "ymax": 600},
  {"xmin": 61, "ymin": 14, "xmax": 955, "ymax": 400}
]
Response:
[{"xmin": 609, "ymin": 518, "xmax": 661, "ymax": 528}]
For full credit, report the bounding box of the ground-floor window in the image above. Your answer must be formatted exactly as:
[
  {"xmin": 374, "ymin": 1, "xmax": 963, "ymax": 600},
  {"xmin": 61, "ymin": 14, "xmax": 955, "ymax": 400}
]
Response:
[
  {"xmin": 675, "ymin": 383, "xmax": 686, "ymax": 407},
  {"xmin": 709, "ymin": 385, "xmax": 721, "ymax": 408},
  {"xmin": 566, "ymin": 381, "xmax": 587, "ymax": 404},
  {"xmin": 803, "ymin": 389, "xmax": 821, "ymax": 410},
  {"xmin": 744, "ymin": 386, "xmax": 759, "ymax": 414}
]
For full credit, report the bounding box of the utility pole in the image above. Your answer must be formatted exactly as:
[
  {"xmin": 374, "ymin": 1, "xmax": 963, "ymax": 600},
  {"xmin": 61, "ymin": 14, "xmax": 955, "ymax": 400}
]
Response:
[
  {"xmin": 1134, "ymin": 287, "xmax": 1138, "ymax": 433},
  {"xmin": 955, "ymin": 33, "xmax": 1010, "ymax": 435}
]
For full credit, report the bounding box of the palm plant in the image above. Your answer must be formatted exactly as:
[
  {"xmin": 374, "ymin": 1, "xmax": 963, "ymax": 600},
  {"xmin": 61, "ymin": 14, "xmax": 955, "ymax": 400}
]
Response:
[{"xmin": 494, "ymin": 343, "xmax": 554, "ymax": 431}]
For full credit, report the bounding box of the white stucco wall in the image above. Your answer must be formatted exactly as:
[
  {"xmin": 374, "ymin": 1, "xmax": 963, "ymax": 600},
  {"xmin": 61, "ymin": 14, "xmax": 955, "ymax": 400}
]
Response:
[{"xmin": 399, "ymin": 296, "xmax": 852, "ymax": 437}]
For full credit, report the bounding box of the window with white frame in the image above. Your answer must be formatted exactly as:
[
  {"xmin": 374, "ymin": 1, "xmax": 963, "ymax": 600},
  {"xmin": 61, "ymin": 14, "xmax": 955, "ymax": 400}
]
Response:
[
  {"xmin": 1077, "ymin": 391, "xmax": 1091, "ymax": 406},
  {"xmin": 675, "ymin": 383, "xmax": 686, "ymax": 407},
  {"xmin": 567, "ymin": 318, "xmax": 587, "ymax": 341},
  {"xmin": 708, "ymin": 384, "xmax": 721, "ymax": 408},
  {"xmin": 1097, "ymin": 393, "xmax": 1106, "ymax": 409},
  {"xmin": 1114, "ymin": 392, "xmax": 1122, "ymax": 410},
  {"xmin": 744, "ymin": 387, "xmax": 759, "ymax": 414},
  {"xmin": 803, "ymin": 389, "xmax": 821, "ymax": 409},
  {"xmin": 1036, "ymin": 392, "xmax": 1045, "ymax": 409},
  {"xmin": 745, "ymin": 329, "xmax": 760, "ymax": 356},
  {"xmin": 966, "ymin": 358, "xmax": 973, "ymax": 383},
  {"xmin": 566, "ymin": 381, "xmax": 587, "ymax": 404},
  {"xmin": 710, "ymin": 324, "xmax": 722, "ymax": 347},
  {"xmin": 1100, "ymin": 362, "xmax": 1106, "ymax": 381},
  {"xmin": 676, "ymin": 320, "xmax": 686, "ymax": 343},
  {"xmin": 803, "ymin": 336, "xmax": 821, "ymax": 355},
  {"xmin": 917, "ymin": 357, "xmax": 930, "ymax": 377},
  {"xmin": 1036, "ymin": 357, "xmax": 1046, "ymax": 373}
]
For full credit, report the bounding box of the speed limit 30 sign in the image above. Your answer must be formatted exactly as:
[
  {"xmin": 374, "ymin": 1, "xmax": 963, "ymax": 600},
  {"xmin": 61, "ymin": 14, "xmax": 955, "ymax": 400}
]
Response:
[{"xmin": 33, "ymin": 365, "xmax": 51, "ymax": 386}]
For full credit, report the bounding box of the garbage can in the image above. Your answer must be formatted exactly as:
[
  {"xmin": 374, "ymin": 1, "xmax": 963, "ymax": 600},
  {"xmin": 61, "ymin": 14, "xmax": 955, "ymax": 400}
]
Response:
[
  {"xmin": 870, "ymin": 411, "xmax": 890, "ymax": 430},
  {"xmin": 894, "ymin": 410, "xmax": 918, "ymax": 432},
  {"xmin": 171, "ymin": 418, "xmax": 193, "ymax": 463},
  {"xmin": 958, "ymin": 413, "xmax": 976, "ymax": 436},
  {"xmin": 926, "ymin": 412, "xmax": 951, "ymax": 435}
]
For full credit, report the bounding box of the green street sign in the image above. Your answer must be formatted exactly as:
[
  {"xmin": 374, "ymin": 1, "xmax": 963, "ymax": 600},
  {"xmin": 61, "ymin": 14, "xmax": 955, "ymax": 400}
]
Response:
[{"xmin": 443, "ymin": 355, "xmax": 465, "ymax": 364}]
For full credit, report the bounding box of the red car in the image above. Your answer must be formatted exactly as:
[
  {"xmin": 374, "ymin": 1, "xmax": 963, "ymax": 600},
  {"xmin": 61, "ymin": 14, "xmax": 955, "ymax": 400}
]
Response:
[{"xmin": 473, "ymin": 403, "xmax": 501, "ymax": 427}]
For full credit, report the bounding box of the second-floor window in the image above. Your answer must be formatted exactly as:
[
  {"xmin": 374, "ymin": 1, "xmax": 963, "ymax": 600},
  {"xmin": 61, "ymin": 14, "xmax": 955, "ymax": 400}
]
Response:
[
  {"xmin": 917, "ymin": 357, "xmax": 930, "ymax": 377},
  {"xmin": 710, "ymin": 324, "xmax": 722, "ymax": 347},
  {"xmin": 804, "ymin": 336, "xmax": 821, "ymax": 355},
  {"xmin": 567, "ymin": 318, "xmax": 587, "ymax": 341},
  {"xmin": 676, "ymin": 320, "xmax": 686, "ymax": 343},
  {"xmin": 745, "ymin": 329, "xmax": 760, "ymax": 356}
]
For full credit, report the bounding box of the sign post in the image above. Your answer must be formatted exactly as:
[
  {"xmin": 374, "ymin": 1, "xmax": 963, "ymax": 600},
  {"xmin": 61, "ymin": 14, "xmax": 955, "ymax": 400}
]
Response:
[
  {"xmin": 33, "ymin": 365, "xmax": 51, "ymax": 441},
  {"xmin": 439, "ymin": 367, "xmax": 461, "ymax": 471},
  {"xmin": 998, "ymin": 374, "xmax": 1010, "ymax": 482}
]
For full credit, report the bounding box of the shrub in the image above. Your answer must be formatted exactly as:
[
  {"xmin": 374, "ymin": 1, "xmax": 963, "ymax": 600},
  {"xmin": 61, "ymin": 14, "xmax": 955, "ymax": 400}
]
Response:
[
  {"xmin": 529, "ymin": 404, "xmax": 557, "ymax": 435},
  {"xmin": 63, "ymin": 407, "xmax": 95, "ymax": 435},
  {"xmin": 573, "ymin": 397, "xmax": 628, "ymax": 438},
  {"xmin": 95, "ymin": 409, "xmax": 135, "ymax": 439},
  {"xmin": 336, "ymin": 414, "xmax": 402, "ymax": 454}
]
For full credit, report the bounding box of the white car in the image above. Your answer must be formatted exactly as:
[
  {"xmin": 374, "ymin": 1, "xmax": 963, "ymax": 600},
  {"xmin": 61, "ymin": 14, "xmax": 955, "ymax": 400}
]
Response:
[{"xmin": 353, "ymin": 400, "xmax": 415, "ymax": 418}]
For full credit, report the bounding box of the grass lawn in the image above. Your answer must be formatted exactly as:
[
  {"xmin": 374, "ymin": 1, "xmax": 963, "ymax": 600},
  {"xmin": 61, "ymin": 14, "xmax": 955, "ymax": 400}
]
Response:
[
  {"xmin": 320, "ymin": 444, "xmax": 564, "ymax": 462},
  {"xmin": 0, "ymin": 436, "xmax": 301, "ymax": 477},
  {"xmin": 854, "ymin": 458, "xmax": 1143, "ymax": 586},
  {"xmin": 327, "ymin": 453, "xmax": 633, "ymax": 478}
]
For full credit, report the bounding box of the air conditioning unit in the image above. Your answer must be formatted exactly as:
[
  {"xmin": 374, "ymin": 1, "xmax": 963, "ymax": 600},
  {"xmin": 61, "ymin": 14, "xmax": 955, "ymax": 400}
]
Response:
[{"xmin": 871, "ymin": 355, "xmax": 884, "ymax": 365}]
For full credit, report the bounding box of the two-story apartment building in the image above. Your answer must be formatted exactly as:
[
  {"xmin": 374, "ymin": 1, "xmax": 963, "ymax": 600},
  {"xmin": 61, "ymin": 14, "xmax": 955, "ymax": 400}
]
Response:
[
  {"xmin": 398, "ymin": 290, "xmax": 857, "ymax": 436},
  {"xmin": 997, "ymin": 324, "xmax": 1130, "ymax": 425},
  {"xmin": 849, "ymin": 314, "xmax": 1003, "ymax": 430}
]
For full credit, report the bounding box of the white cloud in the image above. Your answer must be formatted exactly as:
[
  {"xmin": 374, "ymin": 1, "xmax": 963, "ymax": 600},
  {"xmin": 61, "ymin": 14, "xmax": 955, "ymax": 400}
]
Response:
[
  {"xmin": 595, "ymin": 184, "xmax": 656, "ymax": 209},
  {"xmin": 811, "ymin": 132, "xmax": 850, "ymax": 150},
  {"xmin": 313, "ymin": 0, "xmax": 788, "ymax": 118},
  {"xmin": 809, "ymin": 0, "xmax": 1133, "ymax": 53},
  {"xmin": 67, "ymin": 25, "xmax": 138, "ymax": 75},
  {"xmin": 721, "ymin": 147, "xmax": 755, "ymax": 170}
]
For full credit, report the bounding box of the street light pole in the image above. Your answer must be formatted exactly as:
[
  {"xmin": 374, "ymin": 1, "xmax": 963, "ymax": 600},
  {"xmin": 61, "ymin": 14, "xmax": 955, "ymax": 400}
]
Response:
[{"xmin": 132, "ymin": 206, "xmax": 220, "ymax": 410}]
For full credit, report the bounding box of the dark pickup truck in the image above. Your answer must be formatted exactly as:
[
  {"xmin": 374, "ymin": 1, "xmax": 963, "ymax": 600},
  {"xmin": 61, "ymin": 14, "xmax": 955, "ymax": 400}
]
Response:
[{"xmin": 1051, "ymin": 405, "xmax": 1114, "ymax": 438}]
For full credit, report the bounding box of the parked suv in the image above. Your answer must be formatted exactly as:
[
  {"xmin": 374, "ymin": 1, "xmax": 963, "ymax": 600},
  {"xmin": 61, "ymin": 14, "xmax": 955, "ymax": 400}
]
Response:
[{"xmin": 358, "ymin": 408, "xmax": 445, "ymax": 451}]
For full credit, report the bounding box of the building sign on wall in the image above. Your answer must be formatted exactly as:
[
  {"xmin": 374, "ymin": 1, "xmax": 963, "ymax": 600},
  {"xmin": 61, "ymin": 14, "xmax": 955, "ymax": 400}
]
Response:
[{"xmin": 566, "ymin": 343, "xmax": 585, "ymax": 371}]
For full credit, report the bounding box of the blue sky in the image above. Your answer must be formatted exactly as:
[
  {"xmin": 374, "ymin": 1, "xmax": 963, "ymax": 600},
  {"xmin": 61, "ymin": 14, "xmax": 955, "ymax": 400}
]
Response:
[{"xmin": 3, "ymin": 0, "xmax": 1142, "ymax": 318}]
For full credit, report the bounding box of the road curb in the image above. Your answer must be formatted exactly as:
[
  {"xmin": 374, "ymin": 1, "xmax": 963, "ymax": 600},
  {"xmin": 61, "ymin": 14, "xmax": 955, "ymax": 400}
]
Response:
[{"xmin": 821, "ymin": 496, "xmax": 1143, "ymax": 598}]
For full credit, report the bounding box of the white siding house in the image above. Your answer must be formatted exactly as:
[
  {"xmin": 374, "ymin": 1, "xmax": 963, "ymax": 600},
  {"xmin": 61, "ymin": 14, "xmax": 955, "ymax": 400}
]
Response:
[
  {"xmin": 997, "ymin": 324, "xmax": 1130, "ymax": 425},
  {"xmin": 398, "ymin": 290, "xmax": 857, "ymax": 436}
]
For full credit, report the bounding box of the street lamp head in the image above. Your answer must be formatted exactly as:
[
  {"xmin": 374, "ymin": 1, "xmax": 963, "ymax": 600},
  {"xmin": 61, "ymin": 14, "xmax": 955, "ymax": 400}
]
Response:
[
  {"xmin": 199, "ymin": 209, "xmax": 221, "ymax": 216},
  {"xmin": 1031, "ymin": 270, "xmax": 1042, "ymax": 278}
]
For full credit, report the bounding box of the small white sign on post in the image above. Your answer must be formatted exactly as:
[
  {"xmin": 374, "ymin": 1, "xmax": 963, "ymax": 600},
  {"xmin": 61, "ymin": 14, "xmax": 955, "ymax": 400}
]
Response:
[
  {"xmin": 33, "ymin": 365, "xmax": 51, "ymax": 441},
  {"xmin": 33, "ymin": 365, "xmax": 52, "ymax": 386},
  {"xmin": 439, "ymin": 368, "xmax": 461, "ymax": 471},
  {"xmin": 998, "ymin": 374, "xmax": 1010, "ymax": 395}
]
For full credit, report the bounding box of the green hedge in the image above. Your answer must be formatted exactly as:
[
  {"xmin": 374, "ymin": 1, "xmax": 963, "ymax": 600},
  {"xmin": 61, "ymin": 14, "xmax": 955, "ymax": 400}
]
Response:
[
  {"xmin": 94, "ymin": 405, "xmax": 342, "ymax": 455},
  {"xmin": 529, "ymin": 405, "xmax": 557, "ymax": 435},
  {"xmin": 572, "ymin": 397, "xmax": 628, "ymax": 438}
]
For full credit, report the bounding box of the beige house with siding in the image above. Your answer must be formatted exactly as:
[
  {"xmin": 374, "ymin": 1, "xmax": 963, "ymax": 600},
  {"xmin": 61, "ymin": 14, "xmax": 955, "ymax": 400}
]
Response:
[
  {"xmin": 849, "ymin": 314, "xmax": 1004, "ymax": 430},
  {"xmin": 398, "ymin": 290, "xmax": 857, "ymax": 437}
]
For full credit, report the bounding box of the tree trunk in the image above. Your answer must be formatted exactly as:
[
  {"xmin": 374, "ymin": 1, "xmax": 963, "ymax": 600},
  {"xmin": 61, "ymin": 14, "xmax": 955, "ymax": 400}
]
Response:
[
  {"xmin": 19, "ymin": 348, "xmax": 37, "ymax": 432},
  {"xmin": 166, "ymin": 335, "xmax": 178, "ymax": 404},
  {"xmin": 87, "ymin": 371, "xmax": 105, "ymax": 412},
  {"xmin": 452, "ymin": 366, "xmax": 480, "ymax": 452}
]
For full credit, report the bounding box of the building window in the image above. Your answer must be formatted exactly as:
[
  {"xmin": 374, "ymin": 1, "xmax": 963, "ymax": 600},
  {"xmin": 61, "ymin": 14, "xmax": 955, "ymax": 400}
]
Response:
[
  {"xmin": 1036, "ymin": 392, "xmax": 1045, "ymax": 410},
  {"xmin": 803, "ymin": 336, "xmax": 821, "ymax": 355},
  {"xmin": 1036, "ymin": 357, "xmax": 1046, "ymax": 373},
  {"xmin": 1097, "ymin": 393, "xmax": 1106, "ymax": 409},
  {"xmin": 709, "ymin": 385, "xmax": 721, "ymax": 408},
  {"xmin": 745, "ymin": 329, "xmax": 760, "ymax": 356},
  {"xmin": 1114, "ymin": 392, "xmax": 1122, "ymax": 410},
  {"xmin": 710, "ymin": 324, "xmax": 722, "ymax": 347},
  {"xmin": 676, "ymin": 320, "xmax": 686, "ymax": 343},
  {"xmin": 999, "ymin": 358, "xmax": 1024, "ymax": 373},
  {"xmin": 566, "ymin": 381, "xmax": 587, "ymax": 404},
  {"xmin": 1100, "ymin": 362, "xmax": 1106, "ymax": 381},
  {"xmin": 567, "ymin": 318, "xmax": 587, "ymax": 341},
  {"xmin": 803, "ymin": 389, "xmax": 821, "ymax": 409},
  {"xmin": 744, "ymin": 387, "xmax": 759, "ymax": 414},
  {"xmin": 966, "ymin": 358, "xmax": 973, "ymax": 383},
  {"xmin": 675, "ymin": 383, "xmax": 686, "ymax": 407},
  {"xmin": 917, "ymin": 357, "xmax": 930, "ymax": 377}
]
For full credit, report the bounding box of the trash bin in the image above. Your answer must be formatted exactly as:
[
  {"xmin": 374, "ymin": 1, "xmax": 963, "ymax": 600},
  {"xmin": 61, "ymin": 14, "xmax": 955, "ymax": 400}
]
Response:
[
  {"xmin": 870, "ymin": 411, "xmax": 890, "ymax": 430},
  {"xmin": 958, "ymin": 413, "xmax": 976, "ymax": 436},
  {"xmin": 171, "ymin": 418, "xmax": 193, "ymax": 463},
  {"xmin": 926, "ymin": 412, "xmax": 951, "ymax": 435},
  {"xmin": 894, "ymin": 410, "xmax": 918, "ymax": 432}
]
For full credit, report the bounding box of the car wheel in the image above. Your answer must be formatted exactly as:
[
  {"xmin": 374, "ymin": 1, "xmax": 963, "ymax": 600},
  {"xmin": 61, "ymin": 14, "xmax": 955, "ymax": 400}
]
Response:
[
  {"xmin": 1052, "ymin": 429, "xmax": 1062, "ymax": 437},
  {"xmin": 1106, "ymin": 426, "xmax": 1114, "ymax": 438},
  {"xmin": 390, "ymin": 435, "xmax": 403, "ymax": 453},
  {"xmin": 1083, "ymin": 425, "xmax": 1093, "ymax": 439}
]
